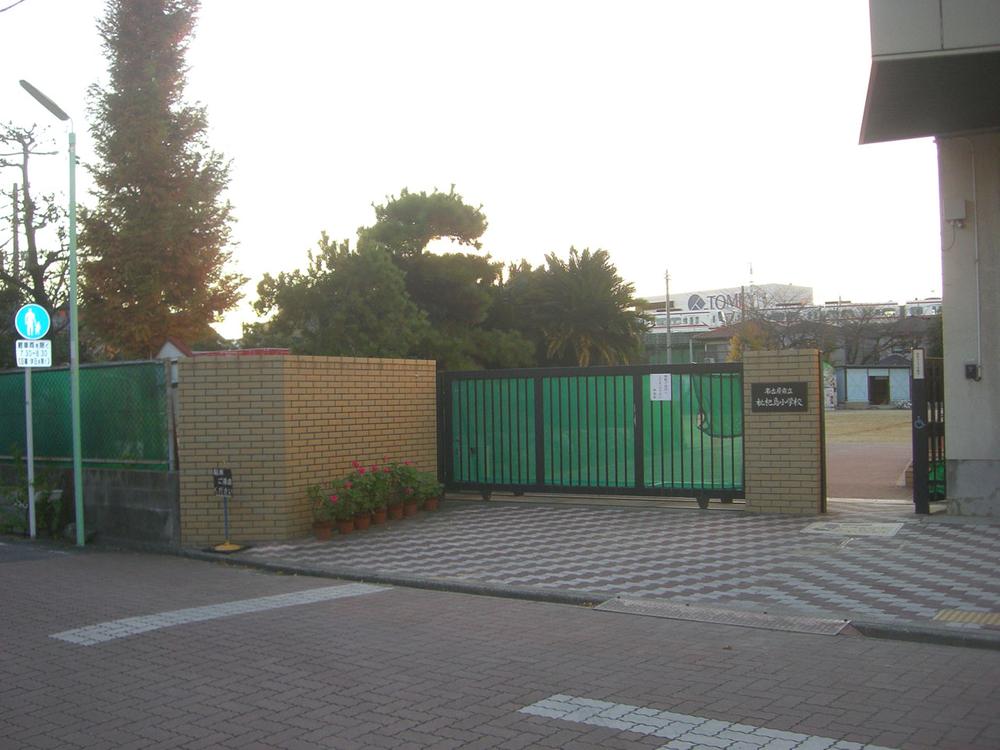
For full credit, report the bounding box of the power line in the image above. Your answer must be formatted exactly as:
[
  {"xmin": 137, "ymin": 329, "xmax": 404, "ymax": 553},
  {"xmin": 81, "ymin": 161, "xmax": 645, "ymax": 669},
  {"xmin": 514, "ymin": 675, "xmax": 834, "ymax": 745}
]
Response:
[{"xmin": 0, "ymin": 0, "xmax": 29, "ymax": 13}]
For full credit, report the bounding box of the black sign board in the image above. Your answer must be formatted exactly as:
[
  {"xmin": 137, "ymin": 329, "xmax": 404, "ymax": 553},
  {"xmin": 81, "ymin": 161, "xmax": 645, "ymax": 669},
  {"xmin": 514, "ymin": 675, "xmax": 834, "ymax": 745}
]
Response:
[
  {"xmin": 751, "ymin": 382, "xmax": 808, "ymax": 413},
  {"xmin": 212, "ymin": 468, "xmax": 233, "ymax": 496}
]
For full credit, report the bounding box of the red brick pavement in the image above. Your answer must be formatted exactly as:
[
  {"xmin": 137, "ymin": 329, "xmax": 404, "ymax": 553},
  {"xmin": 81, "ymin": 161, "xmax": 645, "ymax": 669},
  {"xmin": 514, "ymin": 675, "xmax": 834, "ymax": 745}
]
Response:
[
  {"xmin": 826, "ymin": 443, "xmax": 911, "ymax": 500},
  {"xmin": 2, "ymin": 548, "xmax": 999, "ymax": 749}
]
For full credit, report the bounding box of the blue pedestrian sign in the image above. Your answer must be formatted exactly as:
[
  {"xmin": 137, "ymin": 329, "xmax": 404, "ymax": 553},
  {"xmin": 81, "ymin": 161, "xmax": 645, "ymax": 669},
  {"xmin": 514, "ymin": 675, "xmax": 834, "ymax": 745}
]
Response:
[{"xmin": 14, "ymin": 304, "xmax": 50, "ymax": 340}]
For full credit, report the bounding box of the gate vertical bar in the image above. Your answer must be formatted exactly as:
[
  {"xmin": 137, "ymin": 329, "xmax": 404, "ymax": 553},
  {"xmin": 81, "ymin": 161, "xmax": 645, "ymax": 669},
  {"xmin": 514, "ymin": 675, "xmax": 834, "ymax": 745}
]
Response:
[
  {"xmin": 437, "ymin": 373, "xmax": 448, "ymax": 485},
  {"xmin": 633, "ymin": 374, "xmax": 644, "ymax": 489},
  {"xmin": 534, "ymin": 376, "xmax": 545, "ymax": 487}
]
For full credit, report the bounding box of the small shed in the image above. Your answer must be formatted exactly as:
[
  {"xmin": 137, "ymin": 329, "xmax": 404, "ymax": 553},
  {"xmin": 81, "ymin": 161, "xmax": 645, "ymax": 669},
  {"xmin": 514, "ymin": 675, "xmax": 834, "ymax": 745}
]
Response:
[{"xmin": 835, "ymin": 365, "xmax": 910, "ymax": 406}]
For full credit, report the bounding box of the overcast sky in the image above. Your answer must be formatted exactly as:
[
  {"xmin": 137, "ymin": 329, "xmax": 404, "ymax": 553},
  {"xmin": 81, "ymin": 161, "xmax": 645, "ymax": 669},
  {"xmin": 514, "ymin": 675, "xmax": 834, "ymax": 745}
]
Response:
[{"xmin": 4, "ymin": 0, "xmax": 942, "ymax": 337}]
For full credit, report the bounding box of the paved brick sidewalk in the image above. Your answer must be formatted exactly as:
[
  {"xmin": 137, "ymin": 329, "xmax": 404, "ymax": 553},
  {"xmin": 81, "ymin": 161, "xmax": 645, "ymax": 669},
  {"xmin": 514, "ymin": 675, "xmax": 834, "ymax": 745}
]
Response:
[{"xmin": 234, "ymin": 498, "xmax": 1000, "ymax": 635}]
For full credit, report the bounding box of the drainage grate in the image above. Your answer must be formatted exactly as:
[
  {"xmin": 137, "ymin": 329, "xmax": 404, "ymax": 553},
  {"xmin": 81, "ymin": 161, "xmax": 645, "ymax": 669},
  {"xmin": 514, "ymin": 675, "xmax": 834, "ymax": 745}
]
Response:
[
  {"xmin": 934, "ymin": 609, "xmax": 1000, "ymax": 626},
  {"xmin": 595, "ymin": 598, "xmax": 849, "ymax": 635},
  {"xmin": 802, "ymin": 522, "xmax": 903, "ymax": 537}
]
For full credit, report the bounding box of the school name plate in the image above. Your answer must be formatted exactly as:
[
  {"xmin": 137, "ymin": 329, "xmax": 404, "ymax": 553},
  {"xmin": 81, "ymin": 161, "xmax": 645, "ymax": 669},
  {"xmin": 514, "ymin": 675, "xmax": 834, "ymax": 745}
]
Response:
[{"xmin": 750, "ymin": 382, "xmax": 808, "ymax": 412}]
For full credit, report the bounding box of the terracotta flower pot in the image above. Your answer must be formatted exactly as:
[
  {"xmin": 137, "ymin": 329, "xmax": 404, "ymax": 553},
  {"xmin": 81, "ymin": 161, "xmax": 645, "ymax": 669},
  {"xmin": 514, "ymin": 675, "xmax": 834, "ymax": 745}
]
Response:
[
  {"xmin": 423, "ymin": 496, "xmax": 440, "ymax": 512},
  {"xmin": 388, "ymin": 504, "xmax": 404, "ymax": 521},
  {"xmin": 403, "ymin": 500, "xmax": 419, "ymax": 517},
  {"xmin": 354, "ymin": 513, "xmax": 371, "ymax": 531},
  {"xmin": 371, "ymin": 508, "xmax": 387, "ymax": 525},
  {"xmin": 337, "ymin": 519, "xmax": 354, "ymax": 535},
  {"xmin": 313, "ymin": 521, "xmax": 333, "ymax": 540}
]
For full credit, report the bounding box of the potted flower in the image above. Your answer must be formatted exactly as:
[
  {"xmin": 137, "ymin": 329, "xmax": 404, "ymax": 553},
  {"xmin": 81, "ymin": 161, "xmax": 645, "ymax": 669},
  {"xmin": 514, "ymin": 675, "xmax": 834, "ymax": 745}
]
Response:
[
  {"xmin": 332, "ymin": 472, "xmax": 367, "ymax": 531},
  {"xmin": 388, "ymin": 461, "xmax": 420, "ymax": 518},
  {"xmin": 349, "ymin": 461, "xmax": 390, "ymax": 528},
  {"xmin": 414, "ymin": 471, "xmax": 444, "ymax": 511},
  {"xmin": 308, "ymin": 484, "xmax": 336, "ymax": 540},
  {"xmin": 326, "ymin": 480, "xmax": 357, "ymax": 535},
  {"xmin": 310, "ymin": 483, "xmax": 355, "ymax": 538}
]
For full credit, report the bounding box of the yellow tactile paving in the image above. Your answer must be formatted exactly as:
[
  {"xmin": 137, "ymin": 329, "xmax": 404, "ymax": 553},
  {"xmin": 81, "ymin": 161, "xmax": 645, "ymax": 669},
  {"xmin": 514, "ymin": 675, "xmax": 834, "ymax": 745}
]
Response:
[{"xmin": 934, "ymin": 609, "xmax": 1000, "ymax": 626}]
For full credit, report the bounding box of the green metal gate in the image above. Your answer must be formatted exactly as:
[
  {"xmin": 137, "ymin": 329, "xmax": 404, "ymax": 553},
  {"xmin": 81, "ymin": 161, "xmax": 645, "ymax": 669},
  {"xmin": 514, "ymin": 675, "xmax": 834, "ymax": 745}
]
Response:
[
  {"xmin": 439, "ymin": 364, "xmax": 744, "ymax": 502},
  {"xmin": 911, "ymin": 354, "xmax": 945, "ymax": 513}
]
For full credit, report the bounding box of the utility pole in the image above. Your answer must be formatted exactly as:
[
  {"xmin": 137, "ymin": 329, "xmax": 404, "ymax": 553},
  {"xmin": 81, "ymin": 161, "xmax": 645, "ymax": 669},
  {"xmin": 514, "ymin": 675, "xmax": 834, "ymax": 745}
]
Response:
[{"xmin": 664, "ymin": 269, "xmax": 672, "ymax": 365}]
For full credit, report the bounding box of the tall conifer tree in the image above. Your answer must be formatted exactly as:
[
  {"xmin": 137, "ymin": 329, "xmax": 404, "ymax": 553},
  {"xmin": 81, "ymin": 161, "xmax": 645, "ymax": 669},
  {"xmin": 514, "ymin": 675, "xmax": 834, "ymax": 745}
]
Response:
[{"xmin": 81, "ymin": 0, "xmax": 244, "ymax": 357}]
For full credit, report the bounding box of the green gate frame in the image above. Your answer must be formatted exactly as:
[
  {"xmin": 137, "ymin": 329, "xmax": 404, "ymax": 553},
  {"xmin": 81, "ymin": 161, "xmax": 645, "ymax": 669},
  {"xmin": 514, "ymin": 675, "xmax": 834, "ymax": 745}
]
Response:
[
  {"xmin": 911, "ymin": 354, "xmax": 945, "ymax": 513},
  {"xmin": 438, "ymin": 363, "xmax": 744, "ymax": 502}
]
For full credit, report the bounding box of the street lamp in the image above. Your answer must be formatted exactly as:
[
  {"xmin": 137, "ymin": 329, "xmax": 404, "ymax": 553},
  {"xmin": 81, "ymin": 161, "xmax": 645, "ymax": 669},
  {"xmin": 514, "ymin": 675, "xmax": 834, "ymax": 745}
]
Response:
[{"xmin": 19, "ymin": 79, "xmax": 85, "ymax": 547}]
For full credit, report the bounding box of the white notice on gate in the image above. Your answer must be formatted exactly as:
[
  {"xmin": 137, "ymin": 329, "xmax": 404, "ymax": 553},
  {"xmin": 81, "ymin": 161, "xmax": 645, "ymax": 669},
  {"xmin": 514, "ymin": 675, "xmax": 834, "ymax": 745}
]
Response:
[{"xmin": 650, "ymin": 373, "xmax": 672, "ymax": 401}]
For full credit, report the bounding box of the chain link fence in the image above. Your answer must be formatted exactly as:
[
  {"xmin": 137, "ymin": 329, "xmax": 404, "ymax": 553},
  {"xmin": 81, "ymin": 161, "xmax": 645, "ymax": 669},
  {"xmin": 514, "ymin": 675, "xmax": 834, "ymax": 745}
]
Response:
[{"xmin": 0, "ymin": 360, "xmax": 172, "ymax": 471}]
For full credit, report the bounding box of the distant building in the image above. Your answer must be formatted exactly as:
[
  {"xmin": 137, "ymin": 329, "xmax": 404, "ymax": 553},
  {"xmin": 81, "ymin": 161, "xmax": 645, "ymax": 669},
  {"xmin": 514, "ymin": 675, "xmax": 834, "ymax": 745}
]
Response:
[{"xmin": 639, "ymin": 285, "xmax": 940, "ymax": 365}]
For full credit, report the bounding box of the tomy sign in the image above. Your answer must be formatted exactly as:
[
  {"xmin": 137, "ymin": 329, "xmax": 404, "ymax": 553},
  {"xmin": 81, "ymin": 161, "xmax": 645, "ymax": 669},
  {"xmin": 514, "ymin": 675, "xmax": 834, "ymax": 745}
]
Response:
[{"xmin": 751, "ymin": 382, "xmax": 808, "ymax": 413}]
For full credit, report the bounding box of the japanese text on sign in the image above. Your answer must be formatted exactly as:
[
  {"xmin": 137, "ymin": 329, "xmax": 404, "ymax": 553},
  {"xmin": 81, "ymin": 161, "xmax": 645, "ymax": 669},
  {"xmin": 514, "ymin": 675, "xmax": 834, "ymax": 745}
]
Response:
[
  {"xmin": 15, "ymin": 339, "xmax": 52, "ymax": 368},
  {"xmin": 750, "ymin": 382, "xmax": 808, "ymax": 412},
  {"xmin": 212, "ymin": 468, "xmax": 233, "ymax": 496},
  {"xmin": 650, "ymin": 373, "xmax": 673, "ymax": 401}
]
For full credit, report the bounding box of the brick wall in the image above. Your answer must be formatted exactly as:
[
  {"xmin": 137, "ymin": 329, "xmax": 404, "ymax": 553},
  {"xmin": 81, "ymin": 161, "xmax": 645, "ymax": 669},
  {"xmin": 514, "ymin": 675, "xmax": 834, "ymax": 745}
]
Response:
[
  {"xmin": 743, "ymin": 350, "xmax": 825, "ymax": 514},
  {"xmin": 177, "ymin": 355, "xmax": 437, "ymax": 546}
]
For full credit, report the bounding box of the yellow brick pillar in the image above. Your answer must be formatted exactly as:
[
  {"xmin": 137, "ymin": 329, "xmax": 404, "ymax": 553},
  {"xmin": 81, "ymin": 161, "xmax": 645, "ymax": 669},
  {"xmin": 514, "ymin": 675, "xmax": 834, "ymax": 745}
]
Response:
[{"xmin": 742, "ymin": 349, "xmax": 826, "ymax": 514}]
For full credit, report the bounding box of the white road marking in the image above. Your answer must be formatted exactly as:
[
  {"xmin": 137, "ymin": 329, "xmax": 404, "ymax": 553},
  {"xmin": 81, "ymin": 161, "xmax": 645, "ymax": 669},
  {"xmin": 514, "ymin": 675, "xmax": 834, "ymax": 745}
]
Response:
[
  {"xmin": 802, "ymin": 522, "xmax": 903, "ymax": 537},
  {"xmin": 519, "ymin": 694, "xmax": 898, "ymax": 750},
  {"xmin": 51, "ymin": 583, "xmax": 389, "ymax": 646}
]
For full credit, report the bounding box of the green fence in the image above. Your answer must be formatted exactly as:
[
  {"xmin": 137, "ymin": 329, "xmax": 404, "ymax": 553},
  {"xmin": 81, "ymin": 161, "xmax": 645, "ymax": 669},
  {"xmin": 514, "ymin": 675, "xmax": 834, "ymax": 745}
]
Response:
[
  {"xmin": 440, "ymin": 364, "xmax": 743, "ymax": 499},
  {"xmin": 0, "ymin": 361, "xmax": 171, "ymax": 471}
]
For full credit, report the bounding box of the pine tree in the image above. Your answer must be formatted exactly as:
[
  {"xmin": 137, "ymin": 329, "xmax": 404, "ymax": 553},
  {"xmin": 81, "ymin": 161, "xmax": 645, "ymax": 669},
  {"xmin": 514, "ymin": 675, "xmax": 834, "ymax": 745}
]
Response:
[{"xmin": 81, "ymin": 0, "xmax": 244, "ymax": 358}]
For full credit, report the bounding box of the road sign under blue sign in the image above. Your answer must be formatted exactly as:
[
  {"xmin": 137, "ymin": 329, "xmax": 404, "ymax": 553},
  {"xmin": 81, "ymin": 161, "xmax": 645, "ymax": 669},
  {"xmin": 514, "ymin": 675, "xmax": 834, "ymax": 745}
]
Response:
[
  {"xmin": 14, "ymin": 304, "xmax": 51, "ymax": 340},
  {"xmin": 16, "ymin": 339, "xmax": 52, "ymax": 368}
]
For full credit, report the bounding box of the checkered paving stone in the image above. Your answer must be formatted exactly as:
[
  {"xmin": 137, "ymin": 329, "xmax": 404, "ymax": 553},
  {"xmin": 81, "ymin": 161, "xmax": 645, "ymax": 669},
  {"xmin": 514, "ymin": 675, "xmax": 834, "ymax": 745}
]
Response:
[
  {"xmin": 520, "ymin": 694, "xmax": 899, "ymax": 749},
  {"xmin": 237, "ymin": 501, "xmax": 1000, "ymax": 631}
]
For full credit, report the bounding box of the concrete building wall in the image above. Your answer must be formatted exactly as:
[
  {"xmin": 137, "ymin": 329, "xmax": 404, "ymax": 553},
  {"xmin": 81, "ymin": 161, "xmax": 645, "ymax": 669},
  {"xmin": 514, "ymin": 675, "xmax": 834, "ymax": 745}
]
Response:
[
  {"xmin": 176, "ymin": 355, "xmax": 437, "ymax": 547},
  {"xmin": 743, "ymin": 350, "xmax": 824, "ymax": 514},
  {"xmin": 846, "ymin": 370, "xmax": 868, "ymax": 403},
  {"xmin": 889, "ymin": 369, "xmax": 910, "ymax": 402},
  {"xmin": 870, "ymin": 0, "xmax": 1000, "ymax": 56},
  {"xmin": 938, "ymin": 133, "xmax": 1000, "ymax": 515}
]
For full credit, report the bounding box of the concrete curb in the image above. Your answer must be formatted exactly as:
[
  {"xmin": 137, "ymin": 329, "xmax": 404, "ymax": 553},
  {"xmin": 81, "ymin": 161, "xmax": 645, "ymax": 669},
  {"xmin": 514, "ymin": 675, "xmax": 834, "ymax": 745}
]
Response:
[
  {"xmin": 851, "ymin": 619, "xmax": 1000, "ymax": 651},
  {"xmin": 171, "ymin": 546, "xmax": 1000, "ymax": 652},
  {"xmin": 178, "ymin": 548, "xmax": 606, "ymax": 607}
]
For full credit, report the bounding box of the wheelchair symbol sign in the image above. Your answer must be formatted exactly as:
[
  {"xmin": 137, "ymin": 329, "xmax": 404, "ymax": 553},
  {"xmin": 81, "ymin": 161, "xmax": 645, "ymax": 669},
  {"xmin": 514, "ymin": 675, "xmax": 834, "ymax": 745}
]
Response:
[{"xmin": 14, "ymin": 304, "xmax": 50, "ymax": 340}]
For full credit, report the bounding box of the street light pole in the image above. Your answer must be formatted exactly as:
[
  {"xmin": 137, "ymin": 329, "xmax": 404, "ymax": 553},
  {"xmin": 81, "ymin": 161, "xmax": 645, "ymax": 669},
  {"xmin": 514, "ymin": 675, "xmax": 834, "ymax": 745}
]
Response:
[{"xmin": 19, "ymin": 80, "xmax": 85, "ymax": 547}]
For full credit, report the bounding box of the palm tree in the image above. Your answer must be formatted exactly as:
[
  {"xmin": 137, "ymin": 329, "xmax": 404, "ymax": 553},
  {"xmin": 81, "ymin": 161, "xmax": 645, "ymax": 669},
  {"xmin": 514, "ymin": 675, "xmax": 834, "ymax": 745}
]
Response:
[{"xmin": 535, "ymin": 248, "xmax": 649, "ymax": 366}]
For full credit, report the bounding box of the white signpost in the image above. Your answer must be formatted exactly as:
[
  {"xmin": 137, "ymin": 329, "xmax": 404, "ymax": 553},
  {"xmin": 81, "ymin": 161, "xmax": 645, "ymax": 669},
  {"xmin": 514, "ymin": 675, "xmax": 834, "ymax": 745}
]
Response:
[{"xmin": 14, "ymin": 304, "xmax": 52, "ymax": 539}]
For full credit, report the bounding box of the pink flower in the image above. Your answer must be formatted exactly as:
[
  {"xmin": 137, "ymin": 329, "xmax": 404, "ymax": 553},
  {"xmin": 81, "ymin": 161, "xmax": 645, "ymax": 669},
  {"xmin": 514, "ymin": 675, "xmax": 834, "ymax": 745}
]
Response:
[
  {"xmin": 357, "ymin": 466, "xmax": 366, "ymax": 475},
  {"xmin": 370, "ymin": 465, "xmax": 377, "ymax": 474},
  {"xmin": 404, "ymin": 460, "xmax": 414, "ymax": 466},
  {"xmin": 382, "ymin": 466, "xmax": 391, "ymax": 474},
  {"xmin": 351, "ymin": 460, "xmax": 360, "ymax": 469},
  {"xmin": 329, "ymin": 495, "xmax": 338, "ymax": 504}
]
